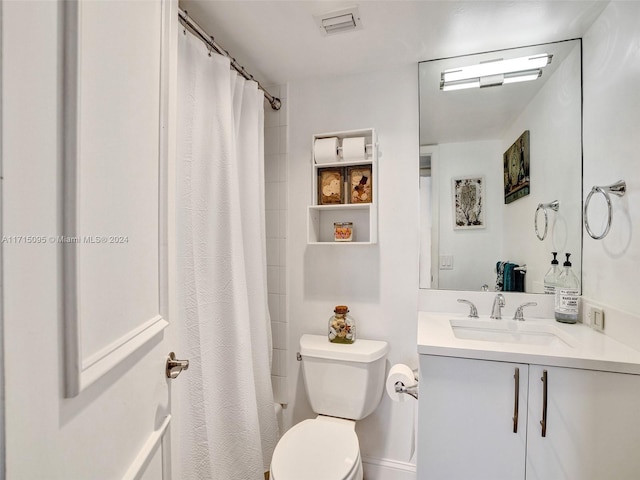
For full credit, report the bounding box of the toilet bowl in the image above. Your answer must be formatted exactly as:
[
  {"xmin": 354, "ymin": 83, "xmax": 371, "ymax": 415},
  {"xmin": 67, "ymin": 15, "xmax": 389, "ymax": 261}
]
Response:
[
  {"xmin": 270, "ymin": 416, "xmax": 362, "ymax": 480},
  {"xmin": 269, "ymin": 334, "xmax": 389, "ymax": 480}
]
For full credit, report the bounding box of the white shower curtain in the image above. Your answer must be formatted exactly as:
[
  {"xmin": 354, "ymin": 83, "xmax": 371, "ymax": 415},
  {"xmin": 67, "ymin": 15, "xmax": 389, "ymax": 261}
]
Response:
[{"xmin": 175, "ymin": 30, "xmax": 278, "ymax": 479}]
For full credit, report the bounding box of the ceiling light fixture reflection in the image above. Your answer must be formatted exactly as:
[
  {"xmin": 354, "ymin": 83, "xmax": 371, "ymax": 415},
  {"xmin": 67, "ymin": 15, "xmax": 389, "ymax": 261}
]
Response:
[{"xmin": 440, "ymin": 54, "xmax": 553, "ymax": 91}]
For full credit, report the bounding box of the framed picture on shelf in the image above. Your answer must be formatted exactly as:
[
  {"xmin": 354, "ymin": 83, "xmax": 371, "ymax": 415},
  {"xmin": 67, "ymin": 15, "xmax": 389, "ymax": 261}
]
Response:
[
  {"xmin": 318, "ymin": 167, "xmax": 344, "ymax": 205},
  {"xmin": 452, "ymin": 176, "xmax": 485, "ymax": 229},
  {"xmin": 347, "ymin": 165, "xmax": 372, "ymax": 204}
]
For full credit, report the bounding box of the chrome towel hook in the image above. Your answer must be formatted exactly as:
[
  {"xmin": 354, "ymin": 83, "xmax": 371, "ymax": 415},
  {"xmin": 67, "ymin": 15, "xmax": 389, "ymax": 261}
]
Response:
[
  {"xmin": 584, "ymin": 180, "xmax": 626, "ymax": 240},
  {"xmin": 535, "ymin": 200, "xmax": 559, "ymax": 241}
]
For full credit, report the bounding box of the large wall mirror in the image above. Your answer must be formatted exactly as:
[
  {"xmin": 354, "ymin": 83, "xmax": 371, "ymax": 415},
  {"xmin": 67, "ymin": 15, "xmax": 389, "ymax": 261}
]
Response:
[{"xmin": 419, "ymin": 39, "xmax": 582, "ymax": 293}]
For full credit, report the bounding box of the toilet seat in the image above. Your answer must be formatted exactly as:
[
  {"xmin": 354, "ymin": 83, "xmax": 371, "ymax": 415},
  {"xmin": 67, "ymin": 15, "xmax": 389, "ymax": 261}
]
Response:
[{"xmin": 270, "ymin": 416, "xmax": 361, "ymax": 480}]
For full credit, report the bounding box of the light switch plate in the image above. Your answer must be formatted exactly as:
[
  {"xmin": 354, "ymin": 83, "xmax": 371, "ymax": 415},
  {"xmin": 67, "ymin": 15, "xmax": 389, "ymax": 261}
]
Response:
[
  {"xmin": 439, "ymin": 255, "xmax": 454, "ymax": 270},
  {"xmin": 590, "ymin": 307, "xmax": 605, "ymax": 332}
]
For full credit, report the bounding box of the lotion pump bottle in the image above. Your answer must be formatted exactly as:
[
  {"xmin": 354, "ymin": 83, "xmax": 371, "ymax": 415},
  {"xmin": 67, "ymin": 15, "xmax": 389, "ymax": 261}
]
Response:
[
  {"xmin": 555, "ymin": 253, "xmax": 580, "ymax": 323},
  {"xmin": 543, "ymin": 252, "xmax": 560, "ymax": 295}
]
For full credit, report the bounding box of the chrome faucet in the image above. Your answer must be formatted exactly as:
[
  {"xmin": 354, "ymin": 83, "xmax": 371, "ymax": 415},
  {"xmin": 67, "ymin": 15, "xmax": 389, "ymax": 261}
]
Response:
[
  {"xmin": 490, "ymin": 294, "xmax": 505, "ymax": 319},
  {"xmin": 513, "ymin": 302, "xmax": 538, "ymax": 321},
  {"xmin": 457, "ymin": 299, "xmax": 479, "ymax": 318}
]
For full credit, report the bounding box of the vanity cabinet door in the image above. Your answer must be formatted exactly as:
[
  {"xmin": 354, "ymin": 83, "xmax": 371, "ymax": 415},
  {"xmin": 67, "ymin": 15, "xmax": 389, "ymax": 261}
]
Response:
[
  {"xmin": 418, "ymin": 355, "xmax": 528, "ymax": 480},
  {"xmin": 526, "ymin": 365, "xmax": 640, "ymax": 480}
]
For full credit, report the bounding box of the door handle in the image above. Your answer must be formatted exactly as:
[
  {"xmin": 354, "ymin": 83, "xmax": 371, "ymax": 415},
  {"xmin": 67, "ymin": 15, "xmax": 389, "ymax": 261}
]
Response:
[
  {"xmin": 512, "ymin": 367, "xmax": 520, "ymax": 433},
  {"xmin": 166, "ymin": 352, "xmax": 189, "ymax": 379},
  {"xmin": 540, "ymin": 369, "xmax": 548, "ymax": 437}
]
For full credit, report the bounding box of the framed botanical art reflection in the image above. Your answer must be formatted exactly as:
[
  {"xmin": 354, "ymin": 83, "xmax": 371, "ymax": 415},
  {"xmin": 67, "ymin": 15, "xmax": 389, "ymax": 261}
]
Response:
[{"xmin": 452, "ymin": 176, "xmax": 484, "ymax": 229}]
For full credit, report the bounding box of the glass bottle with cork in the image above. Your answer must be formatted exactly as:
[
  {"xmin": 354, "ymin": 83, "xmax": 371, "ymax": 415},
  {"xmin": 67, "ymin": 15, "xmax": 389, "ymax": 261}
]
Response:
[{"xmin": 328, "ymin": 305, "xmax": 356, "ymax": 344}]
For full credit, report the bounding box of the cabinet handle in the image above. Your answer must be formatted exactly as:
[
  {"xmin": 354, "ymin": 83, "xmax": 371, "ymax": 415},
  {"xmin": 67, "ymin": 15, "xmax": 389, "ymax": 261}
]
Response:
[
  {"xmin": 540, "ymin": 369, "xmax": 548, "ymax": 437},
  {"xmin": 512, "ymin": 367, "xmax": 520, "ymax": 433}
]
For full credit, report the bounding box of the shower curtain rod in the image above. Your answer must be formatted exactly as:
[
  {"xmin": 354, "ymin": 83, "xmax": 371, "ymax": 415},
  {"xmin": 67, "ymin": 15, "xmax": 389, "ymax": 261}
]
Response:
[{"xmin": 178, "ymin": 8, "xmax": 282, "ymax": 111}]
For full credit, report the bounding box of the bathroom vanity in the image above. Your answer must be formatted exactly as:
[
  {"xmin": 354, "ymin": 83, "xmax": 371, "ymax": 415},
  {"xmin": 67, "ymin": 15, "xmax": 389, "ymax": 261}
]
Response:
[{"xmin": 417, "ymin": 312, "xmax": 640, "ymax": 480}]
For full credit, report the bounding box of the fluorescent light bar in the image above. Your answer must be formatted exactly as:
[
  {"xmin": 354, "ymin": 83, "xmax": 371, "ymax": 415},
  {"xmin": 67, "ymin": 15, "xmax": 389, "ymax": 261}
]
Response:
[
  {"xmin": 440, "ymin": 53, "xmax": 551, "ymax": 91},
  {"xmin": 441, "ymin": 79, "xmax": 479, "ymax": 91},
  {"xmin": 503, "ymin": 69, "xmax": 543, "ymax": 84},
  {"xmin": 443, "ymin": 54, "xmax": 552, "ymax": 83},
  {"xmin": 440, "ymin": 69, "xmax": 543, "ymax": 91}
]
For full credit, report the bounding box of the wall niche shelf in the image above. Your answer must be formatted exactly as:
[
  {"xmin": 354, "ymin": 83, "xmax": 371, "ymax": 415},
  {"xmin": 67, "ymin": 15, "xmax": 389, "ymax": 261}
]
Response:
[{"xmin": 307, "ymin": 128, "xmax": 378, "ymax": 244}]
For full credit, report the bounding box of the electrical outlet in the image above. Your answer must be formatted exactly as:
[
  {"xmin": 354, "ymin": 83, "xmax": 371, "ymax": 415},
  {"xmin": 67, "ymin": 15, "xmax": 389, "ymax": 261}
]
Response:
[{"xmin": 590, "ymin": 307, "xmax": 605, "ymax": 332}]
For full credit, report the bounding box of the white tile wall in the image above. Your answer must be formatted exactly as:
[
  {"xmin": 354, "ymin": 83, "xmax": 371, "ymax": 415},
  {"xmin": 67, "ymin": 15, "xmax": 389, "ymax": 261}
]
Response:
[{"xmin": 264, "ymin": 83, "xmax": 288, "ymax": 405}]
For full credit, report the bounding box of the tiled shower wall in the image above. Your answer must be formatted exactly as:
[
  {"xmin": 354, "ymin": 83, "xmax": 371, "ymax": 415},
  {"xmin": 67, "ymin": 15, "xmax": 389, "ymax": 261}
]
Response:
[{"xmin": 264, "ymin": 84, "xmax": 288, "ymax": 405}]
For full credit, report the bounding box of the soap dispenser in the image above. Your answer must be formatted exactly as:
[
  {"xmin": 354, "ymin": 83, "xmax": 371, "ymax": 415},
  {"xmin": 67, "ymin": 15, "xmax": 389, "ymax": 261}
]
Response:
[
  {"xmin": 554, "ymin": 253, "xmax": 580, "ymax": 324},
  {"xmin": 543, "ymin": 252, "xmax": 560, "ymax": 295}
]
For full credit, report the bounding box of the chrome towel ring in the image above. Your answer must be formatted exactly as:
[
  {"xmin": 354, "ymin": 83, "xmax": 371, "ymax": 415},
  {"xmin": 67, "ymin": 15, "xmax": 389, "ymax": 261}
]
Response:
[
  {"xmin": 584, "ymin": 180, "xmax": 626, "ymax": 240},
  {"xmin": 535, "ymin": 200, "xmax": 560, "ymax": 241}
]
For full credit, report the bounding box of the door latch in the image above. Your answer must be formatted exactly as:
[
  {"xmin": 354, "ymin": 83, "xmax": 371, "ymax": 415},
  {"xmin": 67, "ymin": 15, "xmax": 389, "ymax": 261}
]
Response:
[{"xmin": 166, "ymin": 352, "xmax": 189, "ymax": 379}]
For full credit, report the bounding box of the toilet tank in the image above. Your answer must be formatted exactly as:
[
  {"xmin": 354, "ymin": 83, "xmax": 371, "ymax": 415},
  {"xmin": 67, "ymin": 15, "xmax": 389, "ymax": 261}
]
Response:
[{"xmin": 299, "ymin": 334, "xmax": 389, "ymax": 420}]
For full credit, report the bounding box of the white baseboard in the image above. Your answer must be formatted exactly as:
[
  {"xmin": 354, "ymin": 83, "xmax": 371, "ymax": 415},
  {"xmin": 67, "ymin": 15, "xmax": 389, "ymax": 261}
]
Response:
[{"xmin": 362, "ymin": 456, "xmax": 416, "ymax": 480}]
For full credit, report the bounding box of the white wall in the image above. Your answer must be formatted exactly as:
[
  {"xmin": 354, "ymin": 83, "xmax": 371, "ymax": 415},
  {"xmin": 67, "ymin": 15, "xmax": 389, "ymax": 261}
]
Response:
[
  {"xmin": 502, "ymin": 42, "xmax": 582, "ymax": 293},
  {"xmin": 581, "ymin": 2, "xmax": 640, "ymax": 332},
  {"xmin": 0, "ymin": 3, "xmax": 5, "ymax": 473},
  {"xmin": 287, "ymin": 66, "xmax": 420, "ymax": 467},
  {"xmin": 436, "ymin": 140, "xmax": 503, "ymax": 290}
]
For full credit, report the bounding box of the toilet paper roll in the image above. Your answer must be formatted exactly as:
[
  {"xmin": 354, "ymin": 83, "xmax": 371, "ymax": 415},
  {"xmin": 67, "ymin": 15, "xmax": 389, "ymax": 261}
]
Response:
[
  {"xmin": 386, "ymin": 363, "xmax": 417, "ymax": 403},
  {"xmin": 386, "ymin": 363, "xmax": 418, "ymax": 461},
  {"xmin": 342, "ymin": 137, "xmax": 366, "ymax": 161},
  {"xmin": 314, "ymin": 137, "xmax": 340, "ymax": 164}
]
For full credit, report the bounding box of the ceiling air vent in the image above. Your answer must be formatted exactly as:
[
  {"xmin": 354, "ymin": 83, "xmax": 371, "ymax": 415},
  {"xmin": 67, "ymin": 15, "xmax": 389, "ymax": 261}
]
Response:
[{"xmin": 314, "ymin": 6, "xmax": 362, "ymax": 36}]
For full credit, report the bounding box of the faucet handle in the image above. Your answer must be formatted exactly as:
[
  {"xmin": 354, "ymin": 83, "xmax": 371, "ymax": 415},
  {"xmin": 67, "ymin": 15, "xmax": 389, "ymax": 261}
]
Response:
[
  {"xmin": 457, "ymin": 299, "xmax": 479, "ymax": 318},
  {"xmin": 513, "ymin": 302, "xmax": 538, "ymax": 321},
  {"xmin": 490, "ymin": 293, "xmax": 506, "ymax": 319}
]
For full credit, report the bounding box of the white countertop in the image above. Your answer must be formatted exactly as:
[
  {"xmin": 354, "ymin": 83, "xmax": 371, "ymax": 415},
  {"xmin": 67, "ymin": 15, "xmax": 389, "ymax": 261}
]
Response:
[{"xmin": 418, "ymin": 311, "xmax": 640, "ymax": 375}]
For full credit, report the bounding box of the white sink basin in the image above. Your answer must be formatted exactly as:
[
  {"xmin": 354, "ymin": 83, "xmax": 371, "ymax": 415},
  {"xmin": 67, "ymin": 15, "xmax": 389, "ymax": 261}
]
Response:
[
  {"xmin": 450, "ymin": 319, "xmax": 575, "ymax": 348},
  {"xmin": 419, "ymin": 311, "xmax": 640, "ymax": 375}
]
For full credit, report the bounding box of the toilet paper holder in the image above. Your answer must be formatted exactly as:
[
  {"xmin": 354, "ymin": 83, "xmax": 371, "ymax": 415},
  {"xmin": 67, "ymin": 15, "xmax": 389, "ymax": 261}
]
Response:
[
  {"xmin": 394, "ymin": 369, "xmax": 419, "ymax": 399},
  {"xmin": 395, "ymin": 381, "xmax": 418, "ymax": 399}
]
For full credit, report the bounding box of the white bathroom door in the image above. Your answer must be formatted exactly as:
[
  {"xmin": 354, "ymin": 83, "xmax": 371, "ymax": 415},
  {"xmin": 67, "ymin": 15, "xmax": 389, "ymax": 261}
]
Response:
[{"xmin": 2, "ymin": 0, "xmax": 181, "ymax": 478}]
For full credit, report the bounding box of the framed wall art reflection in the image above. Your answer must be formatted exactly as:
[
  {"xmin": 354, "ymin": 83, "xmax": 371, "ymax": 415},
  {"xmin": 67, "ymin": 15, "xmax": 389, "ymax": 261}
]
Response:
[
  {"xmin": 452, "ymin": 176, "xmax": 485, "ymax": 229},
  {"xmin": 503, "ymin": 130, "xmax": 530, "ymax": 204}
]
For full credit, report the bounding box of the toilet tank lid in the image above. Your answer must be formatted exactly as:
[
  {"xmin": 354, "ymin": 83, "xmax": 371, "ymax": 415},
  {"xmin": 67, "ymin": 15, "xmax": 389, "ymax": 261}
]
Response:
[{"xmin": 300, "ymin": 334, "xmax": 389, "ymax": 363}]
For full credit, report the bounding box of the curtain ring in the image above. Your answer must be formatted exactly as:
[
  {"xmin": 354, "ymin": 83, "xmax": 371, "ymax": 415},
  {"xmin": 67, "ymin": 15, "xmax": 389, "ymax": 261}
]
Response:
[
  {"xmin": 584, "ymin": 180, "xmax": 626, "ymax": 240},
  {"xmin": 181, "ymin": 10, "xmax": 188, "ymax": 35},
  {"xmin": 534, "ymin": 200, "xmax": 559, "ymax": 241}
]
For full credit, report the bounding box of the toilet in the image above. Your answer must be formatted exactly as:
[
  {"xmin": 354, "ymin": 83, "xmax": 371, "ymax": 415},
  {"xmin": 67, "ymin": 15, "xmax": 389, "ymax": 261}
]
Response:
[{"xmin": 270, "ymin": 334, "xmax": 389, "ymax": 480}]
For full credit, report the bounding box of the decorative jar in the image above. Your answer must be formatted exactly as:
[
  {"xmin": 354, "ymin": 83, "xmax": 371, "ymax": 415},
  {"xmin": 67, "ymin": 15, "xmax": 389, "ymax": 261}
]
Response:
[
  {"xmin": 328, "ymin": 305, "xmax": 355, "ymax": 344},
  {"xmin": 334, "ymin": 222, "xmax": 353, "ymax": 242}
]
